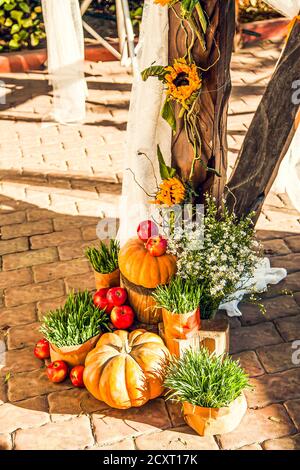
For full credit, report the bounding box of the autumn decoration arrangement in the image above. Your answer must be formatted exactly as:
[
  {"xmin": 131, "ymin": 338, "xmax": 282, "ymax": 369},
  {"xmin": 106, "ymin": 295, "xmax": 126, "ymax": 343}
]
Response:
[{"xmin": 31, "ymin": 0, "xmax": 266, "ymax": 438}]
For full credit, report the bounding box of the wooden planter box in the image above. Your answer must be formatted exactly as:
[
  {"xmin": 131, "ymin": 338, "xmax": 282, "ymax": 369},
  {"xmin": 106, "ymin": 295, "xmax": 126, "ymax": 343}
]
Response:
[{"xmin": 159, "ymin": 318, "xmax": 229, "ymax": 357}]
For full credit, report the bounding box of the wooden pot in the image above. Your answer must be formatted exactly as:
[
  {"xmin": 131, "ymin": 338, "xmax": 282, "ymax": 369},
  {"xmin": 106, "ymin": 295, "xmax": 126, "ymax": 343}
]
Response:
[
  {"xmin": 162, "ymin": 308, "xmax": 201, "ymax": 356},
  {"xmin": 94, "ymin": 268, "xmax": 120, "ymax": 290},
  {"xmin": 183, "ymin": 393, "xmax": 247, "ymax": 436},
  {"xmin": 120, "ymin": 274, "xmax": 162, "ymax": 324},
  {"xmin": 50, "ymin": 334, "xmax": 100, "ymax": 367}
]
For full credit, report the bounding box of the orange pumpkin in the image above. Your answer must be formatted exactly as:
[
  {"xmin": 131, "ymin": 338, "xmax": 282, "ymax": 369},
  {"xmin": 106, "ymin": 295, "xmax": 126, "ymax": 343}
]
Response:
[
  {"xmin": 118, "ymin": 238, "xmax": 177, "ymax": 324},
  {"xmin": 83, "ymin": 329, "xmax": 170, "ymax": 409}
]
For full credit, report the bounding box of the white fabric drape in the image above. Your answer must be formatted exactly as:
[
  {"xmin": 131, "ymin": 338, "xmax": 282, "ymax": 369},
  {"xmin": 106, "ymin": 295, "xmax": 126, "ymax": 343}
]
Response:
[
  {"xmin": 118, "ymin": 0, "xmax": 171, "ymax": 245},
  {"xmin": 265, "ymin": 0, "xmax": 300, "ymax": 211},
  {"xmin": 264, "ymin": 0, "xmax": 300, "ymax": 17},
  {"xmin": 42, "ymin": 0, "xmax": 87, "ymax": 123},
  {"xmin": 220, "ymin": 259, "xmax": 287, "ymax": 317}
]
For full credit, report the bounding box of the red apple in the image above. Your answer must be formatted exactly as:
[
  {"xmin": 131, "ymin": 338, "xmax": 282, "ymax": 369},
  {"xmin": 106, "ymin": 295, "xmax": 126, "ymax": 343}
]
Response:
[
  {"xmin": 34, "ymin": 339, "xmax": 50, "ymax": 360},
  {"xmin": 137, "ymin": 220, "xmax": 159, "ymax": 242},
  {"xmin": 110, "ymin": 305, "xmax": 135, "ymax": 329},
  {"xmin": 93, "ymin": 288, "xmax": 109, "ymax": 306},
  {"xmin": 107, "ymin": 287, "xmax": 127, "ymax": 307},
  {"xmin": 146, "ymin": 235, "xmax": 167, "ymax": 257},
  {"xmin": 70, "ymin": 365, "xmax": 85, "ymax": 388},
  {"xmin": 47, "ymin": 360, "xmax": 68, "ymax": 383},
  {"xmin": 93, "ymin": 290, "xmax": 114, "ymax": 313}
]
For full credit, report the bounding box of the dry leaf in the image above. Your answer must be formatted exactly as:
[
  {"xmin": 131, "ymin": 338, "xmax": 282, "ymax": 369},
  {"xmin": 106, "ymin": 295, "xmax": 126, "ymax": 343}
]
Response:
[{"xmin": 268, "ymin": 416, "xmax": 281, "ymax": 423}]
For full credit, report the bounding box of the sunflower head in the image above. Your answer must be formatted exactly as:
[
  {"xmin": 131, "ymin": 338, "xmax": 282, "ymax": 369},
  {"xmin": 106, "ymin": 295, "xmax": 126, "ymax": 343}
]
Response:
[
  {"xmin": 154, "ymin": 0, "xmax": 172, "ymax": 5},
  {"xmin": 165, "ymin": 58, "xmax": 202, "ymax": 105},
  {"xmin": 153, "ymin": 177, "xmax": 186, "ymax": 206}
]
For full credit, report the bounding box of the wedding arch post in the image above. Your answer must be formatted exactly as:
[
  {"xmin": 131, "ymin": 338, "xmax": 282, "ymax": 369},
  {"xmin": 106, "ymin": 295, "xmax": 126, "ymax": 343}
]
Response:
[
  {"xmin": 168, "ymin": 0, "xmax": 235, "ymax": 204},
  {"xmin": 225, "ymin": 19, "xmax": 300, "ymax": 222}
]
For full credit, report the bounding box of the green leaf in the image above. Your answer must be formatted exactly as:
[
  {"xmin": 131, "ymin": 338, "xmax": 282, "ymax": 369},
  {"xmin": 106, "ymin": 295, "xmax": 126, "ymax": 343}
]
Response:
[
  {"xmin": 19, "ymin": 2, "xmax": 30, "ymax": 14},
  {"xmin": 161, "ymin": 99, "xmax": 176, "ymax": 132},
  {"xmin": 10, "ymin": 22, "xmax": 19, "ymax": 34},
  {"xmin": 19, "ymin": 28, "xmax": 28, "ymax": 40},
  {"xmin": 10, "ymin": 9, "xmax": 23, "ymax": 24},
  {"xmin": 8, "ymin": 37, "xmax": 19, "ymax": 49},
  {"xmin": 157, "ymin": 145, "xmax": 176, "ymax": 180},
  {"xmin": 180, "ymin": 0, "xmax": 198, "ymax": 17},
  {"xmin": 21, "ymin": 17, "xmax": 33, "ymax": 28},
  {"xmin": 30, "ymin": 32, "xmax": 39, "ymax": 47},
  {"xmin": 141, "ymin": 65, "xmax": 167, "ymax": 82},
  {"xmin": 4, "ymin": 17, "xmax": 13, "ymax": 26},
  {"xmin": 4, "ymin": 372, "xmax": 11, "ymax": 383}
]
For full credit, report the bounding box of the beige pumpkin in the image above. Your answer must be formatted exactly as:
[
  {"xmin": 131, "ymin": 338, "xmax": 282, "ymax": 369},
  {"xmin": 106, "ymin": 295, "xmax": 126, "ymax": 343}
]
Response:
[{"xmin": 83, "ymin": 329, "xmax": 170, "ymax": 409}]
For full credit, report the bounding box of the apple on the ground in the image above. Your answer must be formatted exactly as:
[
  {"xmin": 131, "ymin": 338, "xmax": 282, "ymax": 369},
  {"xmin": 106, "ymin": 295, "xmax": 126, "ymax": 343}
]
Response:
[
  {"xmin": 34, "ymin": 339, "xmax": 50, "ymax": 360},
  {"xmin": 70, "ymin": 365, "xmax": 85, "ymax": 388},
  {"xmin": 47, "ymin": 360, "xmax": 68, "ymax": 383}
]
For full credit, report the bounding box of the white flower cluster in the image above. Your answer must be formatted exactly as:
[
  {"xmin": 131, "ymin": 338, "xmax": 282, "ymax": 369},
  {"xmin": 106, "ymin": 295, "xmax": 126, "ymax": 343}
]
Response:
[{"xmin": 167, "ymin": 198, "xmax": 263, "ymax": 313}]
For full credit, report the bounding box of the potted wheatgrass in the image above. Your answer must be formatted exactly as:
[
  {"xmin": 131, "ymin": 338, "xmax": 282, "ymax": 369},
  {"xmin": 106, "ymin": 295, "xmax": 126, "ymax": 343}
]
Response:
[
  {"xmin": 164, "ymin": 348, "xmax": 249, "ymax": 436},
  {"xmin": 153, "ymin": 277, "xmax": 202, "ymax": 357},
  {"xmin": 85, "ymin": 239, "xmax": 120, "ymax": 290},
  {"xmin": 40, "ymin": 291, "xmax": 110, "ymax": 367}
]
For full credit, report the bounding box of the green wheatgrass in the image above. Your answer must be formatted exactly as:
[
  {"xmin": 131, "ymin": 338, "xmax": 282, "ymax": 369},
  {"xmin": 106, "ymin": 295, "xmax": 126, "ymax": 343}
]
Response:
[
  {"xmin": 152, "ymin": 277, "xmax": 202, "ymax": 314},
  {"xmin": 40, "ymin": 290, "xmax": 110, "ymax": 348},
  {"xmin": 164, "ymin": 348, "xmax": 250, "ymax": 408},
  {"xmin": 85, "ymin": 239, "xmax": 120, "ymax": 274}
]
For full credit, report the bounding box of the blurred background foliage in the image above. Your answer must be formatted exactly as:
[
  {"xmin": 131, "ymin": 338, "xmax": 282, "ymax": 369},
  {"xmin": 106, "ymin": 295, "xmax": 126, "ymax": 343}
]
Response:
[
  {"xmin": 0, "ymin": 0, "xmax": 279, "ymax": 53},
  {"xmin": 238, "ymin": 0, "xmax": 280, "ymax": 23},
  {"xmin": 0, "ymin": 0, "xmax": 45, "ymax": 52}
]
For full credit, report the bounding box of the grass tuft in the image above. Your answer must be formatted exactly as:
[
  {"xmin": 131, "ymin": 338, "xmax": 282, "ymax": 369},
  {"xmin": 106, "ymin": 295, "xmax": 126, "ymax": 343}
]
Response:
[
  {"xmin": 164, "ymin": 348, "xmax": 250, "ymax": 408},
  {"xmin": 85, "ymin": 239, "xmax": 120, "ymax": 274},
  {"xmin": 40, "ymin": 290, "xmax": 110, "ymax": 348},
  {"xmin": 152, "ymin": 277, "xmax": 202, "ymax": 314}
]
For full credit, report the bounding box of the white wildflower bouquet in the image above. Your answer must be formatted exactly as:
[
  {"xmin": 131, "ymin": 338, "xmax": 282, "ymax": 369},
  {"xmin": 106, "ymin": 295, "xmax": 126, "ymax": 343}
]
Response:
[{"xmin": 167, "ymin": 195, "xmax": 263, "ymax": 319}]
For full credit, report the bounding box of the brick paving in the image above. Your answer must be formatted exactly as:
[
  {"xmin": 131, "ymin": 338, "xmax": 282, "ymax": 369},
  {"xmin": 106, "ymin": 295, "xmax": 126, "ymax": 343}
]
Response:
[{"xmin": 0, "ymin": 40, "xmax": 300, "ymax": 450}]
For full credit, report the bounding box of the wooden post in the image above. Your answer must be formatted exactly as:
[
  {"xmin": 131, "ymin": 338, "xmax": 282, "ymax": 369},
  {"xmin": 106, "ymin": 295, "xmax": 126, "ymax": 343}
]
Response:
[
  {"xmin": 168, "ymin": 0, "xmax": 235, "ymax": 204},
  {"xmin": 226, "ymin": 20, "xmax": 300, "ymax": 222}
]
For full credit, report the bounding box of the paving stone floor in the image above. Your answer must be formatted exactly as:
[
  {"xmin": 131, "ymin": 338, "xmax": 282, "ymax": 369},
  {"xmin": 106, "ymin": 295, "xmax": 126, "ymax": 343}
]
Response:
[{"xmin": 0, "ymin": 39, "xmax": 300, "ymax": 450}]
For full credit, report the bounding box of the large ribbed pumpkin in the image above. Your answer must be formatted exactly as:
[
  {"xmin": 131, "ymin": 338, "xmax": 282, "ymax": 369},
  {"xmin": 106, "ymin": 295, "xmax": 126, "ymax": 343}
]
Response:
[
  {"xmin": 118, "ymin": 238, "xmax": 176, "ymax": 324},
  {"xmin": 83, "ymin": 329, "xmax": 170, "ymax": 409}
]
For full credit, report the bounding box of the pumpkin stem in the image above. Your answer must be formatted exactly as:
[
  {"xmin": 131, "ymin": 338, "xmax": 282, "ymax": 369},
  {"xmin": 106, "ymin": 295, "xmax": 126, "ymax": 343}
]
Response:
[{"xmin": 121, "ymin": 338, "xmax": 131, "ymax": 354}]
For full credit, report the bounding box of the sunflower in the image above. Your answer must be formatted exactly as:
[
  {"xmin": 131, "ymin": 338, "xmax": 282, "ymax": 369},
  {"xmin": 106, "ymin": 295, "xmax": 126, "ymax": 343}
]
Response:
[
  {"xmin": 165, "ymin": 58, "xmax": 202, "ymax": 105},
  {"xmin": 152, "ymin": 177, "xmax": 186, "ymax": 206},
  {"xmin": 154, "ymin": 0, "xmax": 172, "ymax": 5}
]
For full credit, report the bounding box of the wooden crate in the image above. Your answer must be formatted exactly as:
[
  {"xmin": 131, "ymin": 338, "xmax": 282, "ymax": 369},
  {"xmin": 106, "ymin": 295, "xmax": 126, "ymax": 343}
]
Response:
[{"xmin": 159, "ymin": 318, "xmax": 229, "ymax": 357}]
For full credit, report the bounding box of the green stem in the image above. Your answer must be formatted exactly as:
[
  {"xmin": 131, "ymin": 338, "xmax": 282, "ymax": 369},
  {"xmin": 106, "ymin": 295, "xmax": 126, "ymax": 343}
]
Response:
[
  {"xmin": 195, "ymin": 2, "xmax": 207, "ymax": 34},
  {"xmin": 189, "ymin": 15, "xmax": 206, "ymax": 52},
  {"xmin": 179, "ymin": 106, "xmax": 186, "ymax": 118}
]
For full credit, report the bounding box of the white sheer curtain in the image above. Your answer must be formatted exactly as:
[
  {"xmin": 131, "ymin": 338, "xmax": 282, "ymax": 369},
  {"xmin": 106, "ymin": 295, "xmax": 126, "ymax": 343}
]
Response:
[
  {"xmin": 42, "ymin": 0, "xmax": 87, "ymax": 124},
  {"xmin": 118, "ymin": 0, "xmax": 171, "ymax": 245},
  {"xmin": 265, "ymin": 0, "xmax": 300, "ymax": 212}
]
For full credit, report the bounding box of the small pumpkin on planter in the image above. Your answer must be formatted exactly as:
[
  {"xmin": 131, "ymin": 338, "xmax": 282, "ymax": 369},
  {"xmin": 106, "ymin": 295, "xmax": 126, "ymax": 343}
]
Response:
[
  {"xmin": 83, "ymin": 329, "xmax": 170, "ymax": 409},
  {"xmin": 40, "ymin": 291, "xmax": 110, "ymax": 367},
  {"xmin": 85, "ymin": 239, "xmax": 120, "ymax": 290},
  {"xmin": 164, "ymin": 348, "xmax": 249, "ymax": 436},
  {"xmin": 153, "ymin": 277, "xmax": 202, "ymax": 357},
  {"xmin": 118, "ymin": 236, "xmax": 177, "ymax": 324}
]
